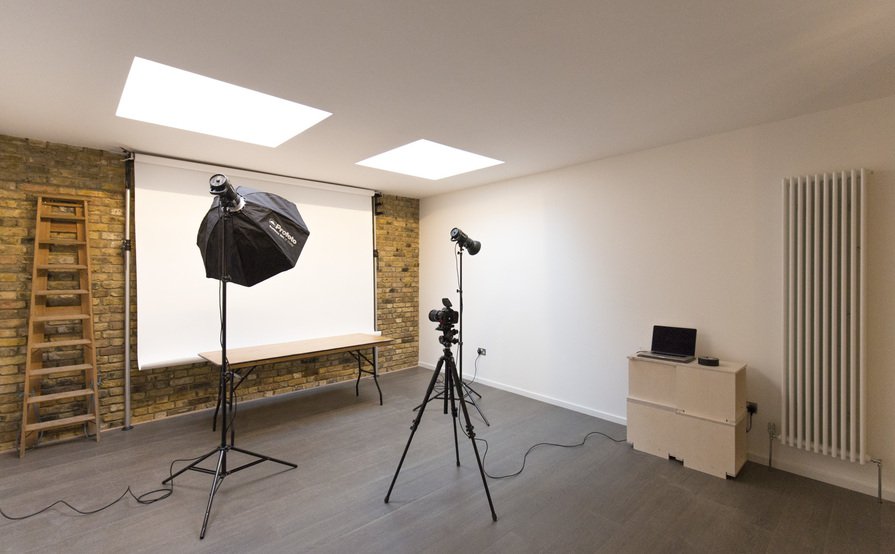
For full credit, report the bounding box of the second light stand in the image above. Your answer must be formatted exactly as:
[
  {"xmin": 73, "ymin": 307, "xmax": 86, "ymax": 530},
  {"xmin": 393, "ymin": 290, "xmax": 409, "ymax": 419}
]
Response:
[{"xmin": 456, "ymin": 244, "xmax": 489, "ymax": 425}]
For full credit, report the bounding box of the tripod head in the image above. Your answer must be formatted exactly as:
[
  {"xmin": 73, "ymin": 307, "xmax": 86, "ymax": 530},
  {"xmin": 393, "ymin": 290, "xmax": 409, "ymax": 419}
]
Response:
[{"xmin": 428, "ymin": 297, "xmax": 459, "ymax": 348}]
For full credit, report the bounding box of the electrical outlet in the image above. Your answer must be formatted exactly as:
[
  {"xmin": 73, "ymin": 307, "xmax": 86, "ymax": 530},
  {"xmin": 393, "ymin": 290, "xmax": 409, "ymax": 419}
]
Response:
[
  {"xmin": 477, "ymin": 347, "xmax": 486, "ymax": 356},
  {"xmin": 747, "ymin": 401, "xmax": 758, "ymax": 415}
]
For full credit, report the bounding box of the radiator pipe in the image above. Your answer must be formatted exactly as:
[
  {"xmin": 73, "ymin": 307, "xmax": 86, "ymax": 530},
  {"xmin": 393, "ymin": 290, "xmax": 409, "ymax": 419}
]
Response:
[
  {"xmin": 871, "ymin": 458, "xmax": 882, "ymax": 503},
  {"xmin": 767, "ymin": 422, "xmax": 776, "ymax": 470}
]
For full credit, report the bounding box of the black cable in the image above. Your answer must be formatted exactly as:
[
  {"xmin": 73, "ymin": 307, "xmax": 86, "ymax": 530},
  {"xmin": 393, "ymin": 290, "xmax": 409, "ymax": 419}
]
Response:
[
  {"xmin": 466, "ymin": 353, "xmax": 481, "ymax": 385},
  {"xmin": 227, "ymin": 380, "xmax": 238, "ymax": 435},
  {"xmin": 464, "ymin": 429, "xmax": 627, "ymax": 480},
  {"xmin": 0, "ymin": 454, "xmax": 203, "ymax": 521},
  {"xmin": 453, "ymin": 241, "xmax": 460, "ymax": 287}
]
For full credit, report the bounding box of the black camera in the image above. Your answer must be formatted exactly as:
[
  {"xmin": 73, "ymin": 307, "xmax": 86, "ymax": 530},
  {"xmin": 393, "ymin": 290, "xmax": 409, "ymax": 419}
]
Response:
[{"xmin": 428, "ymin": 297, "xmax": 459, "ymax": 325}]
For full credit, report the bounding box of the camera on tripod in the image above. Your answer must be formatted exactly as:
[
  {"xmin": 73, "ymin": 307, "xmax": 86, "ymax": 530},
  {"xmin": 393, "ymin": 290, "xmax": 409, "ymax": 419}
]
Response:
[{"xmin": 428, "ymin": 298, "xmax": 459, "ymax": 346}]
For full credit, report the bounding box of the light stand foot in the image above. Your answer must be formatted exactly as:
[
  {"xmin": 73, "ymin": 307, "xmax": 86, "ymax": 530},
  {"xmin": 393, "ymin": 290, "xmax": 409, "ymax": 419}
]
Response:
[
  {"xmin": 460, "ymin": 380, "xmax": 490, "ymax": 426},
  {"xmin": 165, "ymin": 445, "xmax": 297, "ymax": 539}
]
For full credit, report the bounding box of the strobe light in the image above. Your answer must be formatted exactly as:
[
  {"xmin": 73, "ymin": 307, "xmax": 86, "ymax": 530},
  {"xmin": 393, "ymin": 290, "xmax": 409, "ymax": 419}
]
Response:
[
  {"xmin": 450, "ymin": 227, "xmax": 481, "ymax": 255},
  {"xmin": 209, "ymin": 173, "xmax": 245, "ymax": 211}
]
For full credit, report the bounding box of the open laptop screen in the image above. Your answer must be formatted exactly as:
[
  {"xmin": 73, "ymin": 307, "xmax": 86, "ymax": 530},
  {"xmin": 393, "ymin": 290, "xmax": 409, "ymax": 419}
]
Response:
[{"xmin": 651, "ymin": 325, "xmax": 697, "ymax": 357}]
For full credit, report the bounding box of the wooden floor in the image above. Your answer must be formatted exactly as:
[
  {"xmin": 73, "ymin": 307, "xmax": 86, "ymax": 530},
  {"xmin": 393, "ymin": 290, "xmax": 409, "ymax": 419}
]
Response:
[{"xmin": 1, "ymin": 367, "xmax": 892, "ymax": 553}]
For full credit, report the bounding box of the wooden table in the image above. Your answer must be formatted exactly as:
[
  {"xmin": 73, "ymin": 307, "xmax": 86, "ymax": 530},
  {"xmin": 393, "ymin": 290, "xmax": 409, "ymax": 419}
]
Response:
[{"xmin": 200, "ymin": 333, "xmax": 395, "ymax": 405}]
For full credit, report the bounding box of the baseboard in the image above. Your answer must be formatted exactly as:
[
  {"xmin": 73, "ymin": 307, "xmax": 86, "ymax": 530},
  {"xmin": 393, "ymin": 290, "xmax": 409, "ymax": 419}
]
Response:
[
  {"xmin": 415, "ymin": 362, "xmax": 626, "ymax": 426},
  {"xmin": 747, "ymin": 451, "xmax": 892, "ymax": 502}
]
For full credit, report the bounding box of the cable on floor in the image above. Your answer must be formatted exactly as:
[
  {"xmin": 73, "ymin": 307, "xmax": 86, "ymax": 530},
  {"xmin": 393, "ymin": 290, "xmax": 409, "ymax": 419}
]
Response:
[
  {"xmin": 467, "ymin": 429, "xmax": 627, "ymax": 480},
  {"xmin": 0, "ymin": 454, "xmax": 202, "ymax": 521}
]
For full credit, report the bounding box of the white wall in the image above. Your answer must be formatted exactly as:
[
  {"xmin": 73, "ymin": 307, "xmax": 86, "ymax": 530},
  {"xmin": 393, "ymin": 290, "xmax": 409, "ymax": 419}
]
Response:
[{"xmin": 419, "ymin": 94, "xmax": 895, "ymax": 499}]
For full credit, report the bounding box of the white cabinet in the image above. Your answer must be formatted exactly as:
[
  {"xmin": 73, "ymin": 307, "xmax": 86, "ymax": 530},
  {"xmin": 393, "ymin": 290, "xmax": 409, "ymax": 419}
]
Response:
[{"xmin": 627, "ymin": 356, "xmax": 747, "ymax": 479}]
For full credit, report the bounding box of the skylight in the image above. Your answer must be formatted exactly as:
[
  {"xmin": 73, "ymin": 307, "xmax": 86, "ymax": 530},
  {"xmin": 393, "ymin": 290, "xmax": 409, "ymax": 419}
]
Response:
[
  {"xmin": 116, "ymin": 57, "xmax": 331, "ymax": 147},
  {"xmin": 356, "ymin": 139, "xmax": 504, "ymax": 180}
]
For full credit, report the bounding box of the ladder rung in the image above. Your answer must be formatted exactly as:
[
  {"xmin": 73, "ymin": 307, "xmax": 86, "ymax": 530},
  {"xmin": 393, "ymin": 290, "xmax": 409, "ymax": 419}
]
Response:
[
  {"xmin": 40, "ymin": 213, "xmax": 85, "ymax": 221},
  {"xmin": 35, "ymin": 289, "xmax": 89, "ymax": 296},
  {"xmin": 37, "ymin": 264, "xmax": 88, "ymax": 271},
  {"xmin": 28, "ymin": 388, "xmax": 95, "ymax": 403},
  {"xmin": 31, "ymin": 338, "xmax": 91, "ymax": 349},
  {"xmin": 39, "ymin": 239, "xmax": 87, "ymax": 246},
  {"xmin": 42, "ymin": 197, "xmax": 86, "ymax": 206},
  {"xmin": 31, "ymin": 314, "xmax": 90, "ymax": 322},
  {"xmin": 30, "ymin": 363, "xmax": 93, "ymax": 376},
  {"xmin": 24, "ymin": 413, "xmax": 96, "ymax": 433}
]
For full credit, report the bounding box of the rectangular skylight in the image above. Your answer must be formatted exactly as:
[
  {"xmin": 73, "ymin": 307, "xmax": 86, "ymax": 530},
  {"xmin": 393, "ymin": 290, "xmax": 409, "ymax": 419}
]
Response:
[
  {"xmin": 116, "ymin": 57, "xmax": 331, "ymax": 147},
  {"xmin": 356, "ymin": 139, "xmax": 503, "ymax": 180}
]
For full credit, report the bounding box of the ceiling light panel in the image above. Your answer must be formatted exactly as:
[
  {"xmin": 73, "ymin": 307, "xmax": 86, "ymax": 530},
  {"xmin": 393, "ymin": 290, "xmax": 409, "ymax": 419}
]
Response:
[
  {"xmin": 116, "ymin": 57, "xmax": 331, "ymax": 147},
  {"xmin": 357, "ymin": 139, "xmax": 503, "ymax": 180}
]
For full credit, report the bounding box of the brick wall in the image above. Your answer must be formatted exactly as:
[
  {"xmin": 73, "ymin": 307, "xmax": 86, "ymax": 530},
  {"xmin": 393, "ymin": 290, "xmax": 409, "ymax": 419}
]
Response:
[
  {"xmin": 0, "ymin": 134, "xmax": 419, "ymax": 452},
  {"xmin": 375, "ymin": 194, "xmax": 419, "ymax": 371}
]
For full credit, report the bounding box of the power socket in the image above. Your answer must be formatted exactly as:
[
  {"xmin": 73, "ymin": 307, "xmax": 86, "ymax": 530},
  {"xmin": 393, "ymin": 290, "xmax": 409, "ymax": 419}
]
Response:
[
  {"xmin": 477, "ymin": 347, "xmax": 486, "ymax": 356},
  {"xmin": 747, "ymin": 401, "xmax": 758, "ymax": 415}
]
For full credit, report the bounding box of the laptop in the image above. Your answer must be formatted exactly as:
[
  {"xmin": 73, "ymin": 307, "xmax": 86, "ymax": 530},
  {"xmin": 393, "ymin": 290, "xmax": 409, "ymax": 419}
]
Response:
[{"xmin": 636, "ymin": 325, "xmax": 697, "ymax": 363}]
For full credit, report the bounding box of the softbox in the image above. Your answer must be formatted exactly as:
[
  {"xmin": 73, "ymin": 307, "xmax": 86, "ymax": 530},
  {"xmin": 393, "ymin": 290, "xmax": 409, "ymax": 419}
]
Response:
[{"xmin": 196, "ymin": 186, "xmax": 310, "ymax": 287}]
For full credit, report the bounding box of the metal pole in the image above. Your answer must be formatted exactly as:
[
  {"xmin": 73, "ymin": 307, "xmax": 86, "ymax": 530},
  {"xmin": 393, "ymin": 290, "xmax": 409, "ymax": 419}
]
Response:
[
  {"xmin": 458, "ymin": 246, "xmax": 463, "ymax": 379},
  {"xmin": 372, "ymin": 193, "xmax": 380, "ymax": 368},
  {"xmin": 122, "ymin": 153, "xmax": 134, "ymax": 430}
]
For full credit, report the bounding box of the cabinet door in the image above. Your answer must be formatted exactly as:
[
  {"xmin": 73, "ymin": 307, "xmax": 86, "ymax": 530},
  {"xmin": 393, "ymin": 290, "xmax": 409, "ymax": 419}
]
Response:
[
  {"xmin": 675, "ymin": 363, "xmax": 745, "ymax": 423},
  {"xmin": 628, "ymin": 358, "xmax": 675, "ymax": 406},
  {"xmin": 627, "ymin": 399, "xmax": 676, "ymax": 459}
]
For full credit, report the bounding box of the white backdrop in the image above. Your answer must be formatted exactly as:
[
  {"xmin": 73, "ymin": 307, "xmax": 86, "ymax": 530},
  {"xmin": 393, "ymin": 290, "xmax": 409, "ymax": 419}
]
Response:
[{"xmin": 134, "ymin": 154, "xmax": 375, "ymax": 369}]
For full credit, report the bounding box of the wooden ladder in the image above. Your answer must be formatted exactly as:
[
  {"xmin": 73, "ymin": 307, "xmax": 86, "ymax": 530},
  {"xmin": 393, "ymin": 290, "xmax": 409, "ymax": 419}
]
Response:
[{"xmin": 20, "ymin": 195, "xmax": 101, "ymax": 457}]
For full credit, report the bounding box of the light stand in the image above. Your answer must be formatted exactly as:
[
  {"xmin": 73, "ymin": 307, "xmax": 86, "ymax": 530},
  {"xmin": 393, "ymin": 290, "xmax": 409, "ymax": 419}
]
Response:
[
  {"xmin": 384, "ymin": 299, "xmax": 497, "ymax": 521},
  {"xmin": 164, "ymin": 198, "xmax": 296, "ymax": 540},
  {"xmin": 456, "ymin": 244, "xmax": 489, "ymax": 425},
  {"xmin": 447, "ymin": 227, "xmax": 489, "ymax": 425}
]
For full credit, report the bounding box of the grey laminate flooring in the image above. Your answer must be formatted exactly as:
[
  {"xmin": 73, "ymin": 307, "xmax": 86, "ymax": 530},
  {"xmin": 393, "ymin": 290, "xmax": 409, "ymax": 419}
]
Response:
[{"xmin": 1, "ymin": 367, "xmax": 892, "ymax": 553}]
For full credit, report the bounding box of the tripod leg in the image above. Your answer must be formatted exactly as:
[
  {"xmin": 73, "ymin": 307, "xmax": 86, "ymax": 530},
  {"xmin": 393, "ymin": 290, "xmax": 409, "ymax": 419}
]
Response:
[
  {"xmin": 443, "ymin": 367, "xmax": 449, "ymax": 415},
  {"xmin": 162, "ymin": 447, "xmax": 219, "ymax": 485},
  {"xmin": 449, "ymin": 359, "xmax": 498, "ymax": 522},
  {"xmin": 199, "ymin": 447, "xmax": 228, "ymax": 539},
  {"xmin": 446, "ymin": 362, "xmax": 460, "ymax": 466},
  {"xmin": 229, "ymin": 446, "xmax": 298, "ymax": 470},
  {"xmin": 385, "ymin": 358, "xmax": 444, "ymax": 503}
]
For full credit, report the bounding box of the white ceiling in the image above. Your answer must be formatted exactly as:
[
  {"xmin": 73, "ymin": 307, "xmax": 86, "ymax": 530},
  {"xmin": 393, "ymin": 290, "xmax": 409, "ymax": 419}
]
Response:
[{"xmin": 2, "ymin": 1, "xmax": 894, "ymax": 198}]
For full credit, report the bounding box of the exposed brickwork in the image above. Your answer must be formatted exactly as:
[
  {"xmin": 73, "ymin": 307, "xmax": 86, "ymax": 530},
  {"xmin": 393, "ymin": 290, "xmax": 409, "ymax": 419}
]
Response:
[
  {"xmin": 0, "ymin": 135, "xmax": 419, "ymax": 452},
  {"xmin": 375, "ymin": 195, "xmax": 419, "ymax": 371}
]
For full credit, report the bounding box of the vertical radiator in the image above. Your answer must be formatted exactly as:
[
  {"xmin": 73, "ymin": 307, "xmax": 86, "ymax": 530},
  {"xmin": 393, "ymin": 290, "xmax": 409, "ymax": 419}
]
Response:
[{"xmin": 782, "ymin": 169, "xmax": 866, "ymax": 463}]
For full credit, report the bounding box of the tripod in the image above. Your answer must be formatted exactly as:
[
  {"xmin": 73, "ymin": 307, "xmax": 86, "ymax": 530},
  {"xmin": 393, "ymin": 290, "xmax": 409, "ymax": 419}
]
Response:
[
  {"xmin": 385, "ymin": 310, "xmax": 497, "ymax": 521},
  {"xmin": 164, "ymin": 209, "xmax": 297, "ymax": 540}
]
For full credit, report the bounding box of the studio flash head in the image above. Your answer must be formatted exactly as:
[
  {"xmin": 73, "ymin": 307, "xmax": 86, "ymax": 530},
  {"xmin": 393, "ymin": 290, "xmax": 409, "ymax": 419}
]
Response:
[
  {"xmin": 450, "ymin": 227, "xmax": 481, "ymax": 255},
  {"xmin": 209, "ymin": 174, "xmax": 245, "ymax": 212}
]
